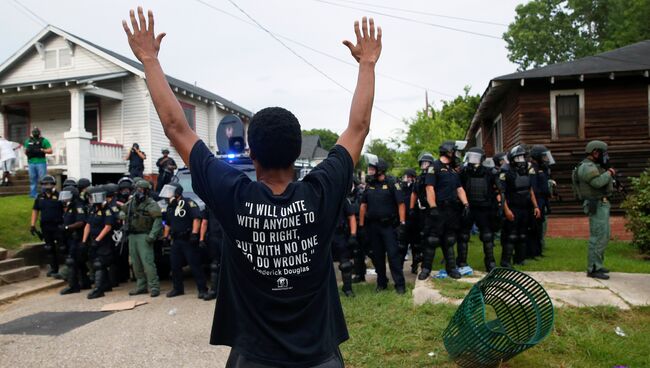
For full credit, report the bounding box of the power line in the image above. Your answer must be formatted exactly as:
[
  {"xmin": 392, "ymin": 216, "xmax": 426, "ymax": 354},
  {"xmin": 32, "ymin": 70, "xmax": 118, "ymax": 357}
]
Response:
[
  {"xmin": 193, "ymin": 0, "xmax": 453, "ymax": 97},
  {"xmin": 310, "ymin": 0, "xmax": 503, "ymax": 40},
  {"xmin": 10, "ymin": 0, "xmax": 47, "ymax": 27},
  {"xmin": 322, "ymin": 0, "xmax": 508, "ymax": 27},
  {"xmin": 222, "ymin": 0, "xmax": 404, "ymax": 121}
]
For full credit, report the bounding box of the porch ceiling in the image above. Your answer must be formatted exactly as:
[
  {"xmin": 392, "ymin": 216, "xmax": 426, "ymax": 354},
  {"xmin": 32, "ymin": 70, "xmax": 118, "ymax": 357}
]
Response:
[{"xmin": 0, "ymin": 72, "xmax": 128, "ymax": 99}]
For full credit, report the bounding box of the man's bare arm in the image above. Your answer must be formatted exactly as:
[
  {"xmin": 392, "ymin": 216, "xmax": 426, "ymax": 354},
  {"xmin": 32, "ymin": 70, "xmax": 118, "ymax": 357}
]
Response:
[
  {"xmin": 123, "ymin": 7, "xmax": 198, "ymax": 165},
  {"xmin": 337, "ymin": 17, "xmax": 382, "ymax": 166}
]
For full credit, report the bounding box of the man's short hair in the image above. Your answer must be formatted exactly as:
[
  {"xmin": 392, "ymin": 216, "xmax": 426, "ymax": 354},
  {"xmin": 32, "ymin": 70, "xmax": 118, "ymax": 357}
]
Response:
[{"xmin": 248, "ymin": 107, "xmax": 302, "ymax": 169}]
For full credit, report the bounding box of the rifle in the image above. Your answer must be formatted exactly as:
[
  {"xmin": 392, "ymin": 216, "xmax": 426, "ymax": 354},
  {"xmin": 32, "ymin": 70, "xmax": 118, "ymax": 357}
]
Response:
[
  {"xmin": 117, "ymin": 197, "xmax": 134, "ymax": 255},
  {"xmin": 612, "ymin": 173, "xmax": 627, "ymax": 196}
]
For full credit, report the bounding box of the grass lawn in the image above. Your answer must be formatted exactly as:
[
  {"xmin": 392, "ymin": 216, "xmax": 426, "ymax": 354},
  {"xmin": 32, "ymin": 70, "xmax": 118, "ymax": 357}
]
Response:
[
  {"xmin": 340, "ymin": 283, "xmax": 650, "ymax": 368},
  {"xmin": 0, "ymin": 195, "xmax": 36, "ymax": 250}
]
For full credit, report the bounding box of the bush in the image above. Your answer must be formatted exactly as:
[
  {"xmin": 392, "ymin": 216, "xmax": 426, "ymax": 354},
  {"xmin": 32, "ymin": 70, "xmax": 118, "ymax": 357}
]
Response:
[{"xmin": 622, "ymin": 165, "xmax": 650, "ymax": 254}]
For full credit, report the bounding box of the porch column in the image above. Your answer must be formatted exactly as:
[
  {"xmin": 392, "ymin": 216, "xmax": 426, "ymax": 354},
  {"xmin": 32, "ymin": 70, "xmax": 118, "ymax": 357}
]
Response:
[{"xmin": 63, "ymin": 88, "xmax": 92, "ymax": 179}]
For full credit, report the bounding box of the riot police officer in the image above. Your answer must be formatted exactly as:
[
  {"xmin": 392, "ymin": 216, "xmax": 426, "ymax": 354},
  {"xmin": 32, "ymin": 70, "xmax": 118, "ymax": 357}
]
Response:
[
  {"xmin": 417, "ymin": 141, "xmax": 470, "ymax": 280},
  {"xmin": 332, "ymin": 185, "xmax": 358, "ymax": 297},
  {"xmin": 31, "ymin": 175, "xmax": 64, "ymax": 277},
  {"xmin": 359, "ymin": 157, "xmax": 407, "ymax": 294},
  {"xmin": 529, "ymin": 145, "xmax": 555, "ymax": 258},
  {"xmin": 77, "ymin": 178, "xmax": 91, "ymax": 207},
  {"xmin": 116, "ymin": 177, "xmax": 134, "ymax": 206},
  {"xmin": 59, "ymin": 186, "xmax": 90, "ymax": 294},
  {"xmin": 401, "ymin": 168, "xmax": 418, "ymax": 267},
  {"xmin": 576, "ymin": 140, "xmax": 615, "ymax": 280},
  {"xmin": 459, "ymin": 147, "xmax": 500, "ymax": 272},
  {"xmin": 83, "ymin": 185, "xmax": 115, "ymax": 299},
  {"xmin": 161, "ymin": 183, "xmax": 208, "ymax": 298},
  {"xmin": 200, "ymin": 208, "xmax": 223, "ymax": 301},
  {"xmin": 409, "ymin": 153, "xmax": 435, "ymax": 275},
  {"xmin": 499, "ymin": 145, "xmax": 541, "ymax": 267},
  {"xmin": 493, "ymin": 152, "xmax": 507, "ymax": 171},
  {"xmin": 121, "ymin": 180, "xmax": 163, "ymax": 297}
]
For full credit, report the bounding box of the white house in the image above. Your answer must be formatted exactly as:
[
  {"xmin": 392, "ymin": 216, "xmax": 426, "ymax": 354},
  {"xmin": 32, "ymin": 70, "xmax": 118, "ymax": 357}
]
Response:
[{"xmin": 0, "ymin": 25, "xmax": 251, "ymax": 181}]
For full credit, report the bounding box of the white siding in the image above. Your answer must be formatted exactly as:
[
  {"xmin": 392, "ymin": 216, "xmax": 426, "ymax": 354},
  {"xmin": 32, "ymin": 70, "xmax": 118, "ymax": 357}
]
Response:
[
  {"xmin": 96, "ymin": 79, "xmax": 124, "ymax": 144},
  {"xmin": 0, "ymin": 34, "xmax": 124, "ymax": 85},
  {"xmin": 29, "ymin": 95, "xmax": 70, "ymax": 162},
  {"xmin": 119, "ymin": 76, "xmax": 151, "ymax": 173}
]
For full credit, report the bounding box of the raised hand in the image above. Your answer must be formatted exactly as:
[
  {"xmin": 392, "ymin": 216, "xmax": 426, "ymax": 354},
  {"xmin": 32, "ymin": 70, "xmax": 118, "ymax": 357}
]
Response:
[
  {"xmin": 343, "ymin": 17, "xmax": 382, "ymax": 64},
  {"xmin": 122, "ymin": 7, "xmax": 166, "ymax": 63}
]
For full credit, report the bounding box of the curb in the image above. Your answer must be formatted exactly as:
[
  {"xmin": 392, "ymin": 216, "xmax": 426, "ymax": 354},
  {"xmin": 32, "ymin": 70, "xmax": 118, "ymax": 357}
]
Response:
[{"xmin": 0, "ymin": 278, "xmax": 65, "ymax": 305}]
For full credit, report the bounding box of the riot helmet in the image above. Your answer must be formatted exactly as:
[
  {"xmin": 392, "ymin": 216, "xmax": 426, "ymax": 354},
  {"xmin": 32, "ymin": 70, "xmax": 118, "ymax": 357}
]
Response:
[
  {"xmin": 59, "ymin": 186, "xmax": 79, "ymax": 203},
  {"xmin": 134, "ymin": 179, "xmax": 151, "ymax": 203},
  {"xmin": 508, "ymin": 145, "xmax": 528, "ymax": 172},
  {"xmin": 87, "ymin": 185, "xmax": 107, "ymax": 205},
  {"xmin": 439, "ymin": 140, "xmax": 462, "ymax": 167},
  {"xmin": 40, "ymin": 175, "xmax": 56, "ymax": 193},
  {"xmin": 418, "ymin": 152, "xmax": 434, "ymax": 171},
  {"xmin": 77, "ymin": 178, "xmax": 91, "ymax": 191},
  {"xmin": 62, "ymin": 178, "xmax": 77, "ymax": 188},
  {"xmin": 464, "ymin": 147, "xmax": 485, "ymax": 166},
  {"xmin": 530, "ymin": 145, "xmax": 555, "ymax": 167},
  {"xmin": 104, "ymin": 183, "xmax": 119, "ymax": 197},
  {"xmin": 493, "ymin": 152, "xmax": 508, "ymax": 168},
  {"xmin": 585, "ymin": 140, "xmax": 609, "ymax": 166},
  {"xmin": 161, "ymin": 148, "xmax": 170, "ymax": 155},
  {"xmin": 117, "ymin": 177, "xmax": 134, "ymax": 196},
  {"xmin": 159, "ymin": 183, "xmax": 183, "ymax": 199}
]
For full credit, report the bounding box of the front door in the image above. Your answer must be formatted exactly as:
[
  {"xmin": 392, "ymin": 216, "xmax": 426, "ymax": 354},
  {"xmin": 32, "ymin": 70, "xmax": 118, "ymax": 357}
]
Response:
[{"xmin": 4, "ymin": 104, "xmax": 30, "ymax": 144}]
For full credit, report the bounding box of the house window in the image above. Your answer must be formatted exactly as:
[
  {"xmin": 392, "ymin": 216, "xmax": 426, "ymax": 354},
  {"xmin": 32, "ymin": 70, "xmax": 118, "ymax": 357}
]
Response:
[
  {"xmin": 84, "ymin": 107, "xmax": 100, "ymax": 141},
  {"xmin": 44, "ymin": 48, "xmax": 72, "ymax": 69},
  {"xmin": 475, "ymin": 128, "xmax": 483, "ymax": 149},
  {"xmin": 4, "ymin": 104, "xmax": 30, "ymax": 143},
  {"xmin": 180, "ymin": 102, "xmax": 196, "ymax": 131},
  {"xmin": 550, "ymin": 89, "xmax": 585, "ymax": 140},
  {"xmin": 493, "ymin": 114, "xmax": 503, "ymax": 152}
]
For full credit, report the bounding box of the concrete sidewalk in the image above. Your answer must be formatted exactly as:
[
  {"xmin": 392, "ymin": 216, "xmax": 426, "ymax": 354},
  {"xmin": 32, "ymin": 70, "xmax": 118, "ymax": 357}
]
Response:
[{"xmin": 413, "ymin": 270, "xmax": 650, "ymax": 310}]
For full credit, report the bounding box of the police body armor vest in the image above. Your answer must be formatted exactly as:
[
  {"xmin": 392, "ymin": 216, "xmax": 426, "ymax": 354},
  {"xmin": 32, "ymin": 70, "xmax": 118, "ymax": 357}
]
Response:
[
  {"xmin": 577, "ymin": 160, "xmax": 613, "ymax": 199},
  {"xmin": 130, "ymin": 198, "xmax": 155, "ymax": 233},
  {"xmin": 26, "ymin": 138, "xmax": 45, "ymax": 159},
  {"xmin": 507, "ymin": 169, "xmax": 532, "ymax": 207},
  {"xmin": 466, "ymin": 173, "xmax": 490, "ymax": 207}
]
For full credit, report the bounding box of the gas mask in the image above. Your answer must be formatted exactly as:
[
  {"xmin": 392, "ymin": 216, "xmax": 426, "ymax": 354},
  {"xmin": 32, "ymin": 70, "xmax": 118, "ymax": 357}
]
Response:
[
  {"xmin": 420, "ymin": 161, "xmax": 431, "ymax": 172},
  {"xmin": 597, "ymin": 150, "xmax": 610, "ymax": 168},
  {"xmin": 366, "ymin": 166, "xmax": 377, "ymax": 183},
  {"xmin": 41, "ymin": 184, "xmax": 54, "ymax": 194},
  {"xmin": 134, "ymin": 190, "xmax": 146, "ymax": 203},
  {"xmin": 513, "ymin": 155, "xmax": 527, "ymax": 174}
]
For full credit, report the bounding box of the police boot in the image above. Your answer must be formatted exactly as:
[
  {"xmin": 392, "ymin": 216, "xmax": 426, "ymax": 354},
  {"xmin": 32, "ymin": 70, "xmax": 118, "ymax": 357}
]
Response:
[
  {"xmin": 500, "ymin": 242, "xmax": 513, "ymax": 268},
  {"xmin": 60, "ymin": 286, "xmax": 80, "ymax": 295},
  {"xmin": 342, "ymin": 272, "xmax": 354, "ymax": 297},
  {"xmin": 456, "ymin": 241, "xmax": 469, "ymax": 268},
  {"xmin": 109, "ymin": 264, "xmax": 119, "ymax": 288},
  {"xmin": 352, "ymin": 275, "xmax": 365, "ymax": 283},
  {"xmin": 203, "ymin": 290, "xmax": 217, "ymax": 301},
  {"xmin": 483, "ymin": 243, "xmax": 497, "ymax": 273},
  {"xmin": 87, "ymin": 270, "xmax": 106, "ymax": 299},
  {"xmin": 443, "ymin": 246, "xmax": 461, "ymax": 279}
]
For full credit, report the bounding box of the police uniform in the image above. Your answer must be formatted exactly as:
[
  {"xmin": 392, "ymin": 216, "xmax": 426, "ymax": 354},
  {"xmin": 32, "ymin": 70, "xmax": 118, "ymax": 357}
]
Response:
[
  {"xmin": 203, "ymin": 209, "xmax": 224, "ymax": 301},
  {"xmin": 500, "ymin": 162, "xmax": 536, "ymax": 266},
  {"xmin": 332, "ymin": 197, "xmax": 355, "ymax": 296},
  {"xmin": 419, "ymin": 160, "xmax": 462, "ymax": 279},
  {"xmin": 87, "ymin": 202, "xmax": 115, "ymax": 299},
  {"xmin": 577, "ymin": 145, "xmax": 613, "ymax": 276},
  {"xmin": 122, "ymin": 189, "xmax": 163, "ymax": 296},
  {"xmin": 361, "ymin": 176, "xmax": 405, "ymax": 291},
  {"xmin": 166, "ymin": 195, "xmax": 207, "ymax": 295},
  {"xmin": 459, "ymin": 164, "xmax": 500, "ymax": 271},
  {"xmin": 61, "ymin": 197, "xmax": 89, "ymax": 293},
  {"xmin": 401, "ymin": 176, "xmax": 420, "ymax": 268},
  {"xmin": 33, "ymin": 190, "xmax": 64, "ymax": 275},
  {"xmin": 529, "ymin": 161, "xmax": 552, "ymax": 258}
]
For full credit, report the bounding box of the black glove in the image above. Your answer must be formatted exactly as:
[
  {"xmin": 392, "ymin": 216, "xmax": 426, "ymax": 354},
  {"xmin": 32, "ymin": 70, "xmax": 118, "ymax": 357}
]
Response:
[
  {"xmin": 428, "ymin": 207, "xmax": 440, "ymax": 220},
  {"xmin": 30, "ymin": 225, "xmax": 38, "ymax": 237},
  {"xmin": 199, "ymin": 240, "xmax": 208, "ymax": 249},
  {"xmin": 57, "ymin": 224, "xmax": 66, "ymax": 233},
  {"xmin": 408, "ymin": 208, "xmax": 416, "ymax": 220},
  {"xmin": 91, "ymin": 239, "xmax": 99, "ymax": 248},
  {"xmin": 190, "ymin": 233, "xmax": 200, "ymax": 246},
  {"xmin": 348, "ymin": 235, "xmax": 359, "ymax": 256},
  {"xmin": 461, "ymin": 205, "xmax": 471, "ymax": 221}
]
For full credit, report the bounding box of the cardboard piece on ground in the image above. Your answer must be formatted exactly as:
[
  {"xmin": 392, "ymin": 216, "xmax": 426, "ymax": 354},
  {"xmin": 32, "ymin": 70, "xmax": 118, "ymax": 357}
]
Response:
[{"xmin": 100, "ymin": 300, "xmax": 148, "ymax": 312}]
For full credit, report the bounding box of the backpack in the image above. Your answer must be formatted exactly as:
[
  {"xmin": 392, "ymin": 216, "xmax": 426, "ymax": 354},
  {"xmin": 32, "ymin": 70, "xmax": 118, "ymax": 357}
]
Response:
[{"xmin": 571, "ymin": 165, "xmax": 583, "ymax": 200}]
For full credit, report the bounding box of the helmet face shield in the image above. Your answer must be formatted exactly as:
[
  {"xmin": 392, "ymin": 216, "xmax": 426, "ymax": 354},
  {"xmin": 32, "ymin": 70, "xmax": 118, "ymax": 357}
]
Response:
[
  {"xmin": 464, "ymin": 152, "xmax": 483, "ymax": 165},
  {"xmin": 420, "ymin": 161, "xmax": 431, "ymax": 171},
  {"xmin": 59, "ymin": 190, "xmax": 73, "ymax": 202},
  {"xmin": 89, "ymin": 191, "xmax": 106, "ymax": 204},
  {"xmin": 543, "ymin": 151, "xmax": 555, "ymax": 166},
  {"xmin": 513, "ymin": 155, "xmax": 526, "ymax": 163},
  {"xmin": 158, "ymin": 184, "xmax": 177, "ymax": 199}
]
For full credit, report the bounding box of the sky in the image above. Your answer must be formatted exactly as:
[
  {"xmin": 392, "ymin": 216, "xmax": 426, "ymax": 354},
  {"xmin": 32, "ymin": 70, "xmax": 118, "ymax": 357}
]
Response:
[{"xmin": 0, "ymin": 0, "xmax": 524, "ymax": 143}]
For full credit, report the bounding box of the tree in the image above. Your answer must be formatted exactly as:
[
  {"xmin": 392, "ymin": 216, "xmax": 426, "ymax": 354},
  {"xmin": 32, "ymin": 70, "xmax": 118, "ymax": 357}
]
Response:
[
  {"xmin": 396, "ymin": 87, "xmax": 480, "ymax": 170},
  {"xmin": 503, "ymin": 0, "xmax": 650, "ymax": 70},
  {"xmin": 301, "ymin": 128, "xmax": 339, "ymax": 151},
  {"xmin": 365, "ymin": 138, "xmax": 399, "ymax": 172}
]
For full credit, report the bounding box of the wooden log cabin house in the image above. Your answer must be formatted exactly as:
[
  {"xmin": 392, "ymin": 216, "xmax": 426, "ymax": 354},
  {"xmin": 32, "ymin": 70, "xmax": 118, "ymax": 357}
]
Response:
[{"xmin": 465, "ymin": 40, "xmax": 650, "ymax": 240}]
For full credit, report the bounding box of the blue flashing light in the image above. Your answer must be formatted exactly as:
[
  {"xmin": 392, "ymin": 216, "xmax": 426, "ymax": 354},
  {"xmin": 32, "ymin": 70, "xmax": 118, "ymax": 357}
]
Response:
[{"xmin": 227, "ymin": 153, "xmax": 236, "ymax": 159}]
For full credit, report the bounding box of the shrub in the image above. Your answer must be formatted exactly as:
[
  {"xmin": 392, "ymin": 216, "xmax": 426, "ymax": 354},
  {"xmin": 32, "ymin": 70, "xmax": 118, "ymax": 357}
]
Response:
[{"xmin": 622, "ymin": 165, "xmax": 650, "ymax": 254}]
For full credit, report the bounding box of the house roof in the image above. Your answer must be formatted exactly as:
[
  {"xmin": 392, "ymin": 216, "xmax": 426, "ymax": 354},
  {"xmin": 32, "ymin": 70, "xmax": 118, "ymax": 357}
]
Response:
[
  {"xmin": 465, "ymin": 39, "xmax": 650, "ymax": 140},
  {"xmin": 299, "ymin": 135, "xmax": 328, "ymax": 160},
  {"xmin": 495, "ymin": 40, "xmax": 650, "ymax": 81},
  {"xmin": 0, "ymin": 25, "xmax": 252, "ymax": 117}
]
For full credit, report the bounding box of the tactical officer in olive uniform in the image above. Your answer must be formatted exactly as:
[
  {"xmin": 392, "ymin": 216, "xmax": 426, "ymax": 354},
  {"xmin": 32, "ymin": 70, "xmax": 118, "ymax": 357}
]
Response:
[
  {"xmin": 31, "ymin": 175, "xmax": 64, "ymax": 277},
  {"xmin": 529, "ymin": 145, "xmax": 555, "ymax": 259},
  {"xmin": 121, "ymin": 180, "xmax": 163, "ymax": 297},
  {"xmin": 576, "ymin": 140, "xmax": 615, "ymax": 280},
  {"xmin": 59, "ymin": 186, "xmax": 90, "ymax": 294},
  {"xmin": 459, "ymin": 147, "xmax": 500, "ymax": 272},
  {"xmin": 409, "ymin": 152, "xmax": 435, "ymax": 275},
  {"xmin": 83, "ymin": 186, "xmax": 115, "ymax": 299},
  {"xmin": 161, "ymin": 183, "xmax": 208, "ymax": 298},
  {"xmin": 332, "ymin": 187, "xmax": 358, "ymax": 297},
  {"xmin": 499, "ymin": 145, "xmax": 541, "ymax": 267},
  {"xmin": 200, "ymin": 208, "xmax": 223, "ymax": 301},
  {"xmin": 359, "ymin": 157, "xmax": 407, "ymax": 294},
  {"xmin": 417, "ymin": 142, "xmax": 470, "ymax": 280}
]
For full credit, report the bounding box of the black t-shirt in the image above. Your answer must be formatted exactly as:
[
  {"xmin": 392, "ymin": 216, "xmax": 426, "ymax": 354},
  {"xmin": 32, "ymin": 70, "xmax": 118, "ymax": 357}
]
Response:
[
  {"xmin": 425, "ymin": 160, "xmax": 461, "ymax": 205},
  {"xmin": 88, "ymin": 205, "xmax": 115, "ymax": 239},
  {"xmin": 33, "ymin": 192, "xmax": 63, "ymax": 225},
  {"xmin": 63, "ymin": 200, "xmax": 87, "ymax": 238},
  {"xmin": 165, "ymin": 197, "xmax": 201, "ymax": 236},
  {"xmin": 190, "ymin": 140, "xmax": 352, "ymax": 367},
  {"xmin": 361, "ymin": 177, "xmax": 402, "ymax": 220}
]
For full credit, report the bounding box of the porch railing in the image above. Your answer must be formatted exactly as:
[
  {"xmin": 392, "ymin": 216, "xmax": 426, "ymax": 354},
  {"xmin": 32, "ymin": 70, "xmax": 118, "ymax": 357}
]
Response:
[{"xmin": 90, "ymin": 141, "xmax": 125, "ymax": 165}]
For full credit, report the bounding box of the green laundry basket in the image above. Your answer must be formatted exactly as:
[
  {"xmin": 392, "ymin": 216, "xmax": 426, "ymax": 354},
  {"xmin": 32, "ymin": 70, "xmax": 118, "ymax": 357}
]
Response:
[{"xmin": 442, "ymin": 268, "xmax": 554, "ymax": 368}]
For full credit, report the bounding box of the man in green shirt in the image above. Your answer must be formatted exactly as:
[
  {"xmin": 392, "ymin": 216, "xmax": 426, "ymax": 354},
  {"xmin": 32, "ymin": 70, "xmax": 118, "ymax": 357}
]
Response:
[
  {"xmin": 577, "ymin": 140, "xmax": 615, "ymax": 280},
  {"xmin": 24, "ymin": 128, "xmax": 52, "ymax": 198}
]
